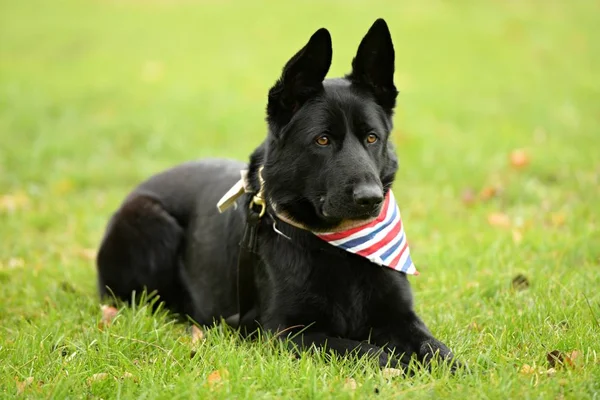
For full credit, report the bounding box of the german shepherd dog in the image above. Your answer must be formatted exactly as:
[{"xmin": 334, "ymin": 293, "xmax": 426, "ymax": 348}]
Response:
[{"xmin": 97, "ymin": 19, "xmax": 457, "ymax": 371}]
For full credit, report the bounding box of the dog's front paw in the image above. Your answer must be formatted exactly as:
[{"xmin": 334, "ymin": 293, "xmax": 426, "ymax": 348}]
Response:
[{"xmin": 419, "ymin": 339, "xmax": 463, "ymax": 373}]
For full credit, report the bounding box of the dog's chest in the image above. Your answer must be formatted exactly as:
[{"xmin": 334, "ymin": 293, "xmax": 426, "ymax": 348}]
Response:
[{"xmin": 261, "ymin": 234, "xmax": 401, "ymax": 336}]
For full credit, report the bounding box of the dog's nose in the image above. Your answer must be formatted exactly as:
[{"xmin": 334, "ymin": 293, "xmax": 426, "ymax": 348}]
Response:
[{"xmin": 353, "ymin": 184, "xmax": 384, "ymax": 207}]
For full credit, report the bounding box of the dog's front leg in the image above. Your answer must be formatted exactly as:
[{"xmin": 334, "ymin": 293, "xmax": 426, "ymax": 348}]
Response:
[{"xmin": 281, "ymin": 331, "xmax": 409, "ymax": 369}]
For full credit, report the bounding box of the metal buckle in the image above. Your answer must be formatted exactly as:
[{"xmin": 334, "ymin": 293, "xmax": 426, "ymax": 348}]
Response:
[{"xmin": 249, "ymin": 166, "xmax": 266, "ymax": 218}]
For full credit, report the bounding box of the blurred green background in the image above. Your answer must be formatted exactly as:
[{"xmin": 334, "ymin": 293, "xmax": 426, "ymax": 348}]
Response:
[{"xmin": 1, "ymin": 0, "xmax": 599, "ymax": 398}]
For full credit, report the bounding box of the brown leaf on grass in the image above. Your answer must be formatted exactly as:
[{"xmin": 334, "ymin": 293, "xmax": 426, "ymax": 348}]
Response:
[
  {"xmin": 99, "ymin": 305, "xmax": 118, "ymax": 329},
  {"xmin": 548, "ymin": 350, "xmax": 582, "ymax": 369},
  {"xmin": 59, "ymin": 281, "xmax": 77, "ymax": 294},
  {"xmin": 519, "ymin": 364, "xmax": 536, "ymax": 375},
  {"xmin": 382, "ymin": 368, "xmax": 404, "ymax": 379},
  {"xmin": 511, "ymin": 274, "xmax": 530, "ymax": 290},
  {"xmin": 519, "ymin": 364, "xmax": 559, "ymax": 376},
  {"xmin": 547, "ymin": 350, "xmax": 564, "ymax": 368},
  {"xmin": 121, "ymin": 372, "xmax": 138, "ymax": 382},
  {"xmin": 479, "ymin": 186, "xmax": 499, "ymax": 201},
  {"xmin": 206, "ymin": 369, "xmax": 229, "ymax": 388},
  {"xmin": 16, "ymin": 376, "xmax": 34, "ymax": 395},
  {"xmin": 488, "ymin": 212, "xmax": 511, "ymax": 228},
  {"xmin": 461, "ymin": 188, "xmax": 477, "ymax": 206},
  {"xmin": 510, "ymin": 149, "xmax": 530, "ymax": 169},
  {"xmin": 567, "ymin": 350, "xmax": 582, "ymax": 365},
  {"xmin": 468, "ymin": 321, "xmax": 482, "ymax": 332},
  {"xmin": 556, "ymin": 320, "xmax": 570, "ymax": 331},
  {"xmin": 87, "ymin": 373, "xmax": 110, "ymax": 385},
  {"xmin": 343, "ymin": 377, "xmax": 358, "ymax": 390},
  {"xmin": 192, "ymin": 325, "xmax": 205, "ymax": 344}
]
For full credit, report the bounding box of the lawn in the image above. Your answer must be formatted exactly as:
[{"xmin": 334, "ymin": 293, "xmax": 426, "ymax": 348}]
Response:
[{"xmin": 1, "ymin": 0, "xmax": 599, "ymax": 398}]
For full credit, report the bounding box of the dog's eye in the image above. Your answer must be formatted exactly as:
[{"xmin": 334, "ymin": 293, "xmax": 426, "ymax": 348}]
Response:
[
  {"xmin": 315, "ymin": 135, "xmax": 330, "ymax": 146},
  {"xmin": 366, "ymin": 134, "xmax": 378, "ymax": 144}
]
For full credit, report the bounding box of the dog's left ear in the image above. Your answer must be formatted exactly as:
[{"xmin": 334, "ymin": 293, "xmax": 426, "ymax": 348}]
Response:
[
  {"xmin": 347, "ymin": 19, "xmax": 398, "ymax": 114},
  {"xmin": 267, "ymin": 28, "xmax": 332, "ymax": 129}
]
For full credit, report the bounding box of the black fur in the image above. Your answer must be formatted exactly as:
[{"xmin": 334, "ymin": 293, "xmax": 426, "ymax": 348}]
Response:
[{"xmin": 97, "ymin": 19, "xmax": 457, "ymax": 371}]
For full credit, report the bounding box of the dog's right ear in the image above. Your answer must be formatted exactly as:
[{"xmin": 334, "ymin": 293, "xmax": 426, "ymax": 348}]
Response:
[{"xmin": 267, "ymin": 28, "xmax": 332, "ymax": 129}]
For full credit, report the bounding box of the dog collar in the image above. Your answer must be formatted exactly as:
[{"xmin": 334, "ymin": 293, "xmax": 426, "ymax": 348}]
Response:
[{"xmin": 216, "ymin": 169, "xmax": 419, "ymax": 275}]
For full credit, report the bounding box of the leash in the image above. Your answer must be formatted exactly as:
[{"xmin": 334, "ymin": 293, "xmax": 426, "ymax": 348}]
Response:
[
  {"xmin": 219, "ymin": 167, "xmax": 266, "ymax": 332},
  {"xmin": 232, "ymin": 202, "xmax": 262, "ymax": 332}
]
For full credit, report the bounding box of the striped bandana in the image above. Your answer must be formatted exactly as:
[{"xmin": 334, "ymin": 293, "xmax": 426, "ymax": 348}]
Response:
[{"xmin": 315, "ymin": 191, "xmax": 419, "ymax": 275}]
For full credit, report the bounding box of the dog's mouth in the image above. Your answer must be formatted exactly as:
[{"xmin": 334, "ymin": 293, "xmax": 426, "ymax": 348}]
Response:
[{"xmin": 319, "ymin": 198, "xmax": 382, "ymax": 223}]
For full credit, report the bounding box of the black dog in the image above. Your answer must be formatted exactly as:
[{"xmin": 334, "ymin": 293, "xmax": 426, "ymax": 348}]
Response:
[{"xmin": 97, "ymin": 19, "xmax": 457, "ymax": 371}]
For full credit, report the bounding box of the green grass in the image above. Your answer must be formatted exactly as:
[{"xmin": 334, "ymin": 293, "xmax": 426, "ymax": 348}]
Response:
[{"xmin": 1, "ymin": 0, "xmax": 599, "ymax": 398}]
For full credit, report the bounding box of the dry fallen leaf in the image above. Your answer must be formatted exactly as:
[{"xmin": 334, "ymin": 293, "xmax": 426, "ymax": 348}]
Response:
[
  {"xmin": 547, "ymin": 350, "xmax": 564, "ymax": 368},
  {"xmin": 87, "ymin": 373, "xmax": 110, "ymax": 385},
  {"xmin": 343, "ymin": 377, "xmax": 357, "ymax": 390},
  {"xmin": 99, "ymin": 305, "xmax": 118, "ymax": 329},
  {"xmin": 567, "ymin": 350, "xmax": 582, "ymax": 365},
  {"xmin": 488, "ymin": 212, "xmax": 511, "ymax": 228},
  {"xmin": 479, "ymin": 186, "xmax": 499, "ymax": 201},
  {"xmin": 510, "ymin": 149, "xmax": 530, "ymax": 169},
  {"xmin": 548, "ymin": 350, "xmax": 582, "ymax": 369},
  {"xmin": 520, "ymin": 364, "xmax": 536, "ymax": 375},
  {"xmin": 192, "ymin": 325, "xmax": 205, "ymax": 344},
  {"xmin": 206, "ymin": 369, "xmax": 229, "ymax": 388},
  {"xmin": 381, "ymin": 368, "xmax": 404, "ymax": 379},
  {"xmin": 468, "ymin": 321, "xmax": 482, "ymax": 332},
  {"xmin": 511, "ymin": 274, "xmax": 530, "ymax": 291},
  {"xmin": 59, "ymin": 281, "xmax": 77, "ymax": 294},
  {"xmin": 16, "ymin": 376, "xmax": 34, "ymax": 395},
  {"xmin": 121, "ymin": 372, "xmax": 138, "ymax": 382}
]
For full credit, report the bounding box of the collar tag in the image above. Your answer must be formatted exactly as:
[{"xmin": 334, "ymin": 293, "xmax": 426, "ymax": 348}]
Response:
[{"xmin": 217, "ymin": 170, "xmax": 250, "ymax": 213}]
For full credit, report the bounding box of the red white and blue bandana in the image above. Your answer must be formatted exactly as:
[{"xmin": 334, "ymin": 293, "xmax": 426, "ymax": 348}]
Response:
[{"xmin": 315, "ymin": 191, "xmax": 419, "ymax": 275}]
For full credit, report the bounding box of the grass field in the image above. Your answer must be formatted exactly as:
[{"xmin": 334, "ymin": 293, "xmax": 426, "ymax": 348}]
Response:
[{"xmin": 1, "ymin": 0, "xmax": 599, "ymax": 398}]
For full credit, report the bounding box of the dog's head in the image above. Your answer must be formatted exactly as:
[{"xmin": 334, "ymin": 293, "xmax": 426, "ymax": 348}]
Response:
[{"xmin": 262, "ymin": 19, "xmax": 399, "ymax": 232}]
